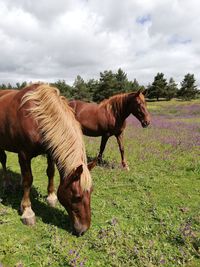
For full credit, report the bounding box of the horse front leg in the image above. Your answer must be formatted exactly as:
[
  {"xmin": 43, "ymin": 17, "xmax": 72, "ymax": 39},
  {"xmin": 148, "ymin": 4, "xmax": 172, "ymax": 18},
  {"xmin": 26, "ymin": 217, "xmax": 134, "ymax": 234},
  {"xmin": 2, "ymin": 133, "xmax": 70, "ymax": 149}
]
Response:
[
  {"xmin": 115, "ymin": 132, "xmax": 129, "ymax": 171},
  {"xmin": 97, "ymin": 135, "xmax": 109, "ymax": 164},
  {"xmin": 46, "ymin": 155, "xmax": 57, "ymax": 207},
  {"xmin": 18, "ymin": 152, "xmax": 36, "ymax": 225},
  {"xmin": 0, "ymin": 149, "xmax": 12, "ymax": 190}
]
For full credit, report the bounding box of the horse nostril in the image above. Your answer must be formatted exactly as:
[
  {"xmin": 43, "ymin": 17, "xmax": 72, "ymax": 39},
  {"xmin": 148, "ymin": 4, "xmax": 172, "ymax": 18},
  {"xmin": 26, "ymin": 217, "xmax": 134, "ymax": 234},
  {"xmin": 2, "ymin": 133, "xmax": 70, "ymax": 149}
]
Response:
[
  {"xmin": 73, "ymin": 229, "xmax": 85, "ymax": 237},
  {"xmin": 72, "ymin": 224, "xmax": 88, "ymax": 237},
  {"xmin": 142, "ymin": 121, "xmax": 150, "ymax": 128}
]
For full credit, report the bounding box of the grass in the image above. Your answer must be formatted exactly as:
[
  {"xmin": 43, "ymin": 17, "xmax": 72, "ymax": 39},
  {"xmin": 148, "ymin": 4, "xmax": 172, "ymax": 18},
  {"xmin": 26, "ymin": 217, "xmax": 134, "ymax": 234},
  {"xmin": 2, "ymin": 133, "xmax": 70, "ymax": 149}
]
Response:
[{"xmin": 0, "ymin": 99, "xmax": 200, "ymax": 267}]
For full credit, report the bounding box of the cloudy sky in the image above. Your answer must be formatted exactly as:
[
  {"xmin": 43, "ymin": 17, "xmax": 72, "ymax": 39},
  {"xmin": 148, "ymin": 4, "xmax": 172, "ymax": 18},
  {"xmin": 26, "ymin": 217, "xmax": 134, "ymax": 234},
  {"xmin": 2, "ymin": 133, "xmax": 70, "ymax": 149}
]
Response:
[{"xmin": 0, "ymin": 0, "xmax": 200, "ymax": 86}]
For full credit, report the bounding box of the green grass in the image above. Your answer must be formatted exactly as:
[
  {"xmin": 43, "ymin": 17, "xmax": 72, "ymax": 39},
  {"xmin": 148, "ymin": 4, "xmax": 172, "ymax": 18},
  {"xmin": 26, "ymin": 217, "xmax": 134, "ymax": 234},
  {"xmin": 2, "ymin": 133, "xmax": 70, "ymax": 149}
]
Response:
[{"xmin": 0, "ymin": 100, "xmax": 200, "ymax": 267}]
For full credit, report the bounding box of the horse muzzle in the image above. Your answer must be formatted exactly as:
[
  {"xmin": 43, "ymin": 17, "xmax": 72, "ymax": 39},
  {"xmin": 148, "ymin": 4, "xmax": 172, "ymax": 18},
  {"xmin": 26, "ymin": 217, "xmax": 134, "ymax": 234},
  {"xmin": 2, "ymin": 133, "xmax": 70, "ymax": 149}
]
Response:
[
  {"xmin": 141, "ymin": 120, "xmax": 150, "ymax": 128},
  {"xmin": 72, "ymin": 224, "xmax": 89, "ymax": 237}
]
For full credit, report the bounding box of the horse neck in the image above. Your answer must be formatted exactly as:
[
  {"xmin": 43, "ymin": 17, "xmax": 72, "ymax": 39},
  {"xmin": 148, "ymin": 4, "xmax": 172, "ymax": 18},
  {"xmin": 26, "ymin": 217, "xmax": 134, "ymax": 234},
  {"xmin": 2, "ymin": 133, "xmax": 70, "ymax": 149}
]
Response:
[{"xmin": 111, "ymin": 94, "xmax": 132, "ymax": 121}]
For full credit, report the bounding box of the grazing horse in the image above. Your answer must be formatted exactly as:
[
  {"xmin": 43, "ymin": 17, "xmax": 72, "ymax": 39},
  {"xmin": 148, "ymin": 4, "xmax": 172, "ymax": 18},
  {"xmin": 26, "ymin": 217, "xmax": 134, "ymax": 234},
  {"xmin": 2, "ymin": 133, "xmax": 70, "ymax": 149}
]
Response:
[
  {"xmin": 0, "ymin": 84, "xmax": 95, "ymax": 236},
  {"xmin": 0, "ymin": 89, "xmax": 15, "ymax": 97},
  {"xmin": 69, "ymin": 91, "xmax": 151, "ymax": 170}
]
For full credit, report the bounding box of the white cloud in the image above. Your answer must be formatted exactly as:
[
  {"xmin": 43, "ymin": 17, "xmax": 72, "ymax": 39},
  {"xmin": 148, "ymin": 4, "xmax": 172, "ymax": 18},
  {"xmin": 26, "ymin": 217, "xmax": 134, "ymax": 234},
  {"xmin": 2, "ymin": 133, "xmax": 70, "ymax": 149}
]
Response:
[{"xmin": 0, "ymin": 0, "xmax": 200, "ymax": 86}]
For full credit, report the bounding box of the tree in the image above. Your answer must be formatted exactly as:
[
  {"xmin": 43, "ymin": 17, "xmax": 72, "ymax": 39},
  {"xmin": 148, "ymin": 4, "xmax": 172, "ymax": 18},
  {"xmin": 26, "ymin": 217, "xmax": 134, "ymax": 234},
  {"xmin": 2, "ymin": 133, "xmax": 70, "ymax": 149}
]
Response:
[
  {"xmin": 115, "ymin": 68, "xmax": 129, "ymax": 92},
  {"xmin": 178, "ymin": 73, "xmax": 198, "ymax": 100},
  {"xmin": 72, "ymin": 75, "xmax": 91, "ymax": 101},
  {"xmin": 93, "ymin": 70, "xmax": 117, "ymax": 102},
  {"xmin": 0, "ymin": 83, "xmax": 7, "ymax": 89},
  {"xmin": 53, "ymin": 80, "xmax": 72, "ymax": 98},
  {"xmin": 127, "ymin": 78, "xmax": 144, "ymax": 92},
  {"xmin": 148, "ymin": 72, "xmax": 167, "ymax": 100},
  {"xmin": 16, "ymin": 81, "xmax": 27, "ymax": 89},
  {"xmin": 165, "ymin": 78, "xmax": 178, "ymax": 100},
  {"xmin": 7, "ymin": 83, "xmax": 13, "ymax": 89},
  {"xmin": 85, "ymin": 79, "xmax": 99, "ymax": 100}
]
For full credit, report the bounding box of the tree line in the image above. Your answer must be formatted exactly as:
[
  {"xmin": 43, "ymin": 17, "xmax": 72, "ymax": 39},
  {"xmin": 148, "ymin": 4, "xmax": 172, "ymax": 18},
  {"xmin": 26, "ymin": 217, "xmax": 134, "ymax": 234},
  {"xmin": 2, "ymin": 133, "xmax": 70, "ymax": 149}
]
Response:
[{"xmin": 0, "ymin": 69, "xmax": 199, "ymax": 102}]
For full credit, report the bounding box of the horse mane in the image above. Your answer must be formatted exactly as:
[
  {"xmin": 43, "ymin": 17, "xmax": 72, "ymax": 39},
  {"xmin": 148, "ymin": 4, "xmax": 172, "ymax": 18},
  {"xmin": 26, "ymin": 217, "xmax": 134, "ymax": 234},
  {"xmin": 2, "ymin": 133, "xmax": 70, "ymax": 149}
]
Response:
[
  {"xmin": 21, "ymin": 83, "xmax": 91, "ymax": 191},
  {"xmin": 99, "ymin": 93, "xmax": 131, "ymax": 116}
]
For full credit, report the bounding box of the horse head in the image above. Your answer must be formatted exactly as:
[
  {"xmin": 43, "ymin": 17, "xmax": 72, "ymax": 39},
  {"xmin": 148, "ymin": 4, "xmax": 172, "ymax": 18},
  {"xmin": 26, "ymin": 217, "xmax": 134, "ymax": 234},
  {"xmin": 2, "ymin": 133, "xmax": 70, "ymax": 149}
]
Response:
[
  {"xmin": 57, "ymin": 160, "xmax": 96, "ymax": 236},
  {"xmin": 130, "ymin": 90, "xmax": 151, "ymax": 128}
]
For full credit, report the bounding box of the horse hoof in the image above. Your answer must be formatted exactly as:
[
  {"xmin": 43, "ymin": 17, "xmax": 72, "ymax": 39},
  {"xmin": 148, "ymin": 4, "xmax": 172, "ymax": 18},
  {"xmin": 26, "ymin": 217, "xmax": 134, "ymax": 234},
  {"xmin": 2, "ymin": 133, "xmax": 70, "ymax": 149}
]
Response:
[
  {"xmin": 125, "ymin": 166, "xmax": 130, "ymax": 171},
  {"xmin": 97, "ymin": 157, "xmax": 103, "ymax": 165},
  {"xmin": 122, "ymin": 165, "xmax": 130, "ymax": 171},
  {"xmin": 21, "ymin": 207, "xmax": 36, "ymax": 226},
  {"xmin": 47, "ymin": 193, "xmax": 57, "ymax": 207}
]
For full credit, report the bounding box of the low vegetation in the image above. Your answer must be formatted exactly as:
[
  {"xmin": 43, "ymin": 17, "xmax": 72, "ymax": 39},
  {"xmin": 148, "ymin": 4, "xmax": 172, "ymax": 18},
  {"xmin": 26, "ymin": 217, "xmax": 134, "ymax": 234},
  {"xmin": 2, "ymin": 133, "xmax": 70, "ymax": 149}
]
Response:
[{"xmin": 0, "ymin": 99, "xmax": 200, "ymax": 266}]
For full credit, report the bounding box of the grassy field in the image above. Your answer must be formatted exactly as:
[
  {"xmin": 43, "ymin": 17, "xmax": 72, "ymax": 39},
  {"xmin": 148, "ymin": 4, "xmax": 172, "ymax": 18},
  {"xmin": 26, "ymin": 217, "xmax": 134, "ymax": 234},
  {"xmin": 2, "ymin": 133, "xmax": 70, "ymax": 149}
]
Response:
[{"xmin": 0, "ymin": 99, "xmax": 200, "ymax": 267}]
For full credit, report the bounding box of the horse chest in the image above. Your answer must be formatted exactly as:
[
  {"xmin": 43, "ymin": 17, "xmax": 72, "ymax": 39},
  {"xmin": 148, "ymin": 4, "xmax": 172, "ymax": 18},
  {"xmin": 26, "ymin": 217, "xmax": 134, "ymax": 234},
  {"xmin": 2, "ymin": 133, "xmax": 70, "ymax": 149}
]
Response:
[{"xmin": 100, "ymin": 118, "xmax": 125, "ymax": 135}]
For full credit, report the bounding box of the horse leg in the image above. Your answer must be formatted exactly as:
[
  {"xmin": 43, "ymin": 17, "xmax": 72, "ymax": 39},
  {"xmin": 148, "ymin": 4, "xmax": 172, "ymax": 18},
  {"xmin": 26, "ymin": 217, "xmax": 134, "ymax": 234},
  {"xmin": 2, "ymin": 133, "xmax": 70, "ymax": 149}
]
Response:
[
  {"xmin": 97, "ymin": 135, "xmax": 109, "ymax": 163},
  {"xmin": 18, "ymin": 152, "xmax": 36, "ymax": 225},
  {"xmin": 0, "ymin": 149, "xmax": 12, "ymax": 189},
  {"xmin": 115, "ymin": 132, "xmax": 129, "ymax": 171},
  {"xmin": 46, "ymin": 155, "xmax": 57, "ymax": 207}
]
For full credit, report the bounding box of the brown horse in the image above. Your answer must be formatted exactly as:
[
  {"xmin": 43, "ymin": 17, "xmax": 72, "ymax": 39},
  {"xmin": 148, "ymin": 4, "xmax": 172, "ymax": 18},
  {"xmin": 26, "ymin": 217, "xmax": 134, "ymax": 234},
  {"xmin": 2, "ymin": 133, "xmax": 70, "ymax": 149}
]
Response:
[
  {"xmin": 69, "ymin": 91, "xmax": 151, "ymax": 170},
  {"xmin": 0, "ymin": 84, "xmax": 95, "ymax": 236},
  {"xmin": 0, "ymin": 89, "xmax": 15, "ymax": 97}
]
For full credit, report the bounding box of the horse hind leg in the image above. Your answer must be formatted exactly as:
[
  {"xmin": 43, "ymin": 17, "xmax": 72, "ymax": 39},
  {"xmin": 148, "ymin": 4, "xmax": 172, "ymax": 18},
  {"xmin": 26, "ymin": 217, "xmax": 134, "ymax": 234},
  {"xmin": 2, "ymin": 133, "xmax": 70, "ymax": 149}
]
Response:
[
  {"xmin": 0, "ymin": 149, "xmax": 12, "ymax": 189},
  {"xmin": 18, "ymin": 153, "xmax": 36, "ymax": 226},
  {"xmin": 46, "ymin": 155, "xmax": 57, "ymax": 207}
]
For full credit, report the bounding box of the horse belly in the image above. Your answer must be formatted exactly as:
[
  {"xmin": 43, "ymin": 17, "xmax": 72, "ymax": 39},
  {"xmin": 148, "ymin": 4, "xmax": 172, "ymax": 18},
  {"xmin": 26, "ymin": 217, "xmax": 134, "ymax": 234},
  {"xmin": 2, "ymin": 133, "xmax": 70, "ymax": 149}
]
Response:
[
  {"xmin": 78, "ymin": 117, "xmax": 104, "ymax": 136},
  {"xmin": 0, "ymin": 136, "xmax": 19, "ymax": 153},
  {"xmin": 82, "ymin": 127, "xmax": 103, "ymax": 137}
]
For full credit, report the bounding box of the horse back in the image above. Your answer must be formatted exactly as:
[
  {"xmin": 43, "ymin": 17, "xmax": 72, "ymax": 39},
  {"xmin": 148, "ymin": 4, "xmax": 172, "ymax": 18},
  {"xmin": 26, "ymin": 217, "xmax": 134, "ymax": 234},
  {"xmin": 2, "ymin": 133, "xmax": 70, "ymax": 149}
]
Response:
[
  {"xmin": 0, "ymin": 89, "xmax": 17, "ymax": 98},
  {"xmin": 0, "ymin": 85, "xmax": 43, "ymax": 154},
  {"xmin": 69, "ymin": 100, "xmax": 103, "ymax": 136},
  {"xmin": 69, "ymin": 100, "xmax": 125, "ymax": 136}
]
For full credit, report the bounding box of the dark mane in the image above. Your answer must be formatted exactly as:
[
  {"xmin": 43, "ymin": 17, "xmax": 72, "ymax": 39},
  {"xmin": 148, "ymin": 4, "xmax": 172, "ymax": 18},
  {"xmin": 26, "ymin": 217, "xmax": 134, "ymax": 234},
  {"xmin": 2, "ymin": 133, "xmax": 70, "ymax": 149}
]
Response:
[{"xmin": 98, "ymin": 93, "xmax": 131, "ymax": 116}]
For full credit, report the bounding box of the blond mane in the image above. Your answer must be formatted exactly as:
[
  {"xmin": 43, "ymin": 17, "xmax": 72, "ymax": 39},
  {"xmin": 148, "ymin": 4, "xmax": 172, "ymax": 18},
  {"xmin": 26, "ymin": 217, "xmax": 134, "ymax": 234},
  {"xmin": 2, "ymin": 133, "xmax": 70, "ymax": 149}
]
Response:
[{"xmin": 21, "ymin": 84, "xmax": 91, "ymax": 191}]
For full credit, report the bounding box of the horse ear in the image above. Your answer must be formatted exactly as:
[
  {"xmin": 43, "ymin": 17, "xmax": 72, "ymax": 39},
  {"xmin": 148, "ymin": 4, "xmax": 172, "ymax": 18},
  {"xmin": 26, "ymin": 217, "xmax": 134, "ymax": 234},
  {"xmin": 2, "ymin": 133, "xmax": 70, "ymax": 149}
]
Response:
[
  {"xmin": 74, "ymin": 165, "xmax": 83, "ymax": 178},
  {"xmin": 142, "ymin": 89, "xmax": 148, "ymax": 96},
  {"xmin": 69, "ymin": 165, "xmax": 83, "ymax": 182},
  {"xmin": 87, "ymin": 159, "xmax": 97, "ymax": 171},
  {"xmin": 135, "ymin": 90, "xmax": 141, "ymax": 96}
]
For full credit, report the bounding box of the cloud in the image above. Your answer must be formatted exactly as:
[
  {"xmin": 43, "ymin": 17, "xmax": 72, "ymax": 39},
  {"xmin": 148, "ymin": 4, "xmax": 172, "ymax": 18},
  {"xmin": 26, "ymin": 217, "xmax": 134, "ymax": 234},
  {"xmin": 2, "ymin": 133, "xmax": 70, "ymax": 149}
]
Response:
[
  {"xmin": 0, "ymin": 0, "xmax": 199, "ymax": 86},
  {"xmin": 136, "ymin": 14, "xmax": 151, "ymax": 25}
]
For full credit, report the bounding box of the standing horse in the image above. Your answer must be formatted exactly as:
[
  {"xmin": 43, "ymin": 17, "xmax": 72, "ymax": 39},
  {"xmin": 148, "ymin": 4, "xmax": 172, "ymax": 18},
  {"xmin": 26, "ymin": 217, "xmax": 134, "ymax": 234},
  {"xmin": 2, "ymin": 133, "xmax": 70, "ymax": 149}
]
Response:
[
  {"xmin": 0, "ymin": 84, "xmax": 95, "ymax": 236},
  {"xmin": 69, "ymin": 91, "xmax": 151, "ymax": 170}
]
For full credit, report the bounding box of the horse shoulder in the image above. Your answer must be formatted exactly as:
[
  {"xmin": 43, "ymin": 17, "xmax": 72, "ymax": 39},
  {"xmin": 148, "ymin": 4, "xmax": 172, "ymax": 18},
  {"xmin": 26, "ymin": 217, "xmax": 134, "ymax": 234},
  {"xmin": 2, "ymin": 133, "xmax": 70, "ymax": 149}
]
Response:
[{"xmin": 96, "ymin": 105, "xmax": 115, "ymax": 130}]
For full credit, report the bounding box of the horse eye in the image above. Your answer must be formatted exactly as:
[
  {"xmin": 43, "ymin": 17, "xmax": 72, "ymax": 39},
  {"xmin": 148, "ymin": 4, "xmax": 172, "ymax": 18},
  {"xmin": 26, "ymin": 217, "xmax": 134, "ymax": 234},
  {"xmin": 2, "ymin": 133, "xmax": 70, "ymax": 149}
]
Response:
[{"xmin": 72, "ymin": 195, "xmax": 82, "ymax": 203}]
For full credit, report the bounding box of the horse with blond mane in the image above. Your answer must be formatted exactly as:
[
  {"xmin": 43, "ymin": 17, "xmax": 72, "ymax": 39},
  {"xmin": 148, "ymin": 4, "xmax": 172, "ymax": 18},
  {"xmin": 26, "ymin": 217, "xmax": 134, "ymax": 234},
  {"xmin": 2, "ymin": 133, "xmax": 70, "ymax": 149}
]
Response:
[
  {"xmin": 0, "ymin": 84, "xmax": 95, "ymax": 236},
  {"xmin": 69, "ymin": 90, "xmax": 151, "ymax": 170}
]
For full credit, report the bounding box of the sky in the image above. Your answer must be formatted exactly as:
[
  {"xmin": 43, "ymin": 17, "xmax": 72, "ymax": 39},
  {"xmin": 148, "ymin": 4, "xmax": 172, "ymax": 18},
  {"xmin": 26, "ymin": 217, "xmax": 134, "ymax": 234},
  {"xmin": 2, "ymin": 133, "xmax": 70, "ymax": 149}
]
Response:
[{"xmin": 0, "ymin": 0, "xmax": 200, "ymax": 87}]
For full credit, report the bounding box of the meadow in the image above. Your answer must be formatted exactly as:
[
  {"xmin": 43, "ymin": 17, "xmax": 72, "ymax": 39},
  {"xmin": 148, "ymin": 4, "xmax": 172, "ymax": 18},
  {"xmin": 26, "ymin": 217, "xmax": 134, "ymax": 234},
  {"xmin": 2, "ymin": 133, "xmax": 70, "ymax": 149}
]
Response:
[{"xmin": 0, "ymin": 99, "xmax": 199, "ymax": 267}]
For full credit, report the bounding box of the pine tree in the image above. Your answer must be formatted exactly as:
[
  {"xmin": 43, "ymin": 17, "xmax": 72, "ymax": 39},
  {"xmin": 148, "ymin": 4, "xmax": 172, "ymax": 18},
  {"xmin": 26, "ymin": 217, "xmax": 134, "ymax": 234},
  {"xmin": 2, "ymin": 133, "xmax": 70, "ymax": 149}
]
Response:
[
  {"xmin": 115, "ymin": 68, "xmax": 129, "ymax": 93},
  {"xmin": 165, "ymin": 78, "xmax": 178, "ymax": 100},
  {"xmin": 0, "ymin": 83, "xmax": 7, "ymax": 89},
  {"xmin": 7, "ymin": 83, "xmax": 13, "ymax": 89},
  {"xmin": 86, "ymin": 79, "xmax": 99, "ymax": 100},
  {"xmin": 93, "ymin": 70, "xmax": 117, "ymax": 102},
  {"xmin": 128, "ymin": 78, "xmax": 142, "ymax": 92},
  {"xmin": 178, "ymin": 73, "xmax": 198, "ymax": 100},
  {"xmin": 53, "ymin": 80, "xmax": 72, "ymax": 98},
  {"xmin": 148, "ymin": 73, "xmax": 167, "ymax": 100},
  {"xmin": 72, "ymin": 75, "xmax": 91, "ymax": 101},
  {"xmin": 16, "ymin": 81, "xmax": 27, "ymax": 89}
]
